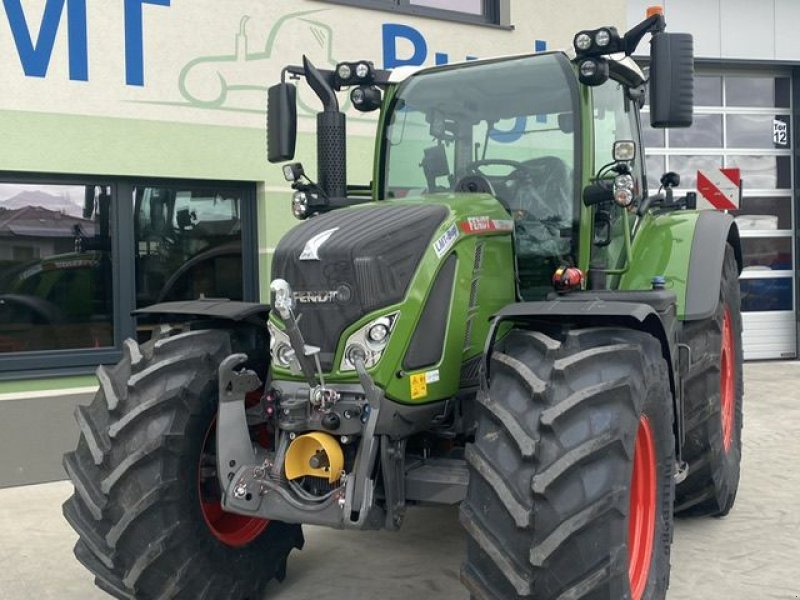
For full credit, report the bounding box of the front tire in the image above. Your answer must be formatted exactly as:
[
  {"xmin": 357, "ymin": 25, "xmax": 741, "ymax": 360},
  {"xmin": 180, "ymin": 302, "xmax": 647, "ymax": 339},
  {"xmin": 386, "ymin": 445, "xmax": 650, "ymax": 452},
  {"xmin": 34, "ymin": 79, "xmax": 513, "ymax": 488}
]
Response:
[
  {"xmin": 62, "ymin": 329, "xmax": 303, "ymax": 599},
  {"xmin": 461, "ymin": 326, "xmax": 675, "ymax": 599}
]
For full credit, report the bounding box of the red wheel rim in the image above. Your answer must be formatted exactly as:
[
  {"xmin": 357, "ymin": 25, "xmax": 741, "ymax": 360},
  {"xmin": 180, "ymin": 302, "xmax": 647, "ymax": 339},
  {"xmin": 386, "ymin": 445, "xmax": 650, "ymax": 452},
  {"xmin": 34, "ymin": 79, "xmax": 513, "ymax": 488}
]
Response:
[
  {"xmin": 720, "ymin": 307, "xmax": 735, "ymax": 452},
  {"xmin": 628, "ymin": 416, "xmax": 657, "ymax": 600},
  {"xmin": 198, "ymin": 417, "xmax": 270, "ymax": 547}
]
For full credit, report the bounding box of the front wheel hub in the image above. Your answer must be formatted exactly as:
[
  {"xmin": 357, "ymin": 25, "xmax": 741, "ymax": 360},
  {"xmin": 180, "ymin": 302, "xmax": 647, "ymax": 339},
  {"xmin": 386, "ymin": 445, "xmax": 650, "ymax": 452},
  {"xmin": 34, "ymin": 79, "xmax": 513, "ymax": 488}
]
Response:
[
  {"xmin": 628, "ymin": 415, "xmax": 657, "ymax": 600},
  {"xmin": 198, "ymin": 418, "xmax": 269, "ymax": 547}
]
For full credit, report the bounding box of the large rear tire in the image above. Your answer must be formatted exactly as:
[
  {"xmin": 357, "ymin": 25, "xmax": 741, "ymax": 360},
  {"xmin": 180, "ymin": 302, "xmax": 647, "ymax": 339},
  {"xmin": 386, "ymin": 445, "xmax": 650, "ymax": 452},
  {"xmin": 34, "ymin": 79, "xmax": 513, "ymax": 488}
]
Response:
[
  {"xmin": 675, "ymin": 244, "xmax": 744, "ymax": 516},
  {"xmin": 461, "ymin": 326, "xmax": 675, "ymax": 599},
  {"xmin": 62, "ymin": 329, "xmax": 303, "ymax": 599}
]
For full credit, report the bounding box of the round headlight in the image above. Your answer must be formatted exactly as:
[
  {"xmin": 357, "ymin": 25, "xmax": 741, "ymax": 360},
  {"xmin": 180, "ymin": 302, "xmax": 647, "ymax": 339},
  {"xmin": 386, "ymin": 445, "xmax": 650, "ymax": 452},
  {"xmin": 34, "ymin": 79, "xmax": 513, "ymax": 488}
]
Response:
[
  {"xmin": 292, "ymin": 191, "xmax": 308, "ymax": 220},
  {"xmin": 337, "ymin": 63, "xmax": 352, "ymax": 80},
  {"xmin": 575, "ymin": 32, "xmax": 592, "ymax": 51},
  {"xmin": 595, "ymin": 29, "xmax": 611, "ymax": 47},
  {"xmin": 367, "ymin": 323, "xmax": 389, "ymax": 343},
  {"xmin": 275, "ymin": 343, "xmax": 293, "ymax": 367},
  {"xmin": 579, "ymin": 60, "xmax": 597, "ymax": 78},
  {"xmin": 345, "ymin": 344, "xmax": 367, "ymax": 367},
  {"xmin": 355, "ymin": 62, "xmax": 370, "ymax": 79},
  {"xmin": 614, "ymin": 188, "xmax": 634, "ymax": 207},
  {"xmin": 614, "ymin": 174, "xmax": 634, "ymax": 190},
  {"xmin": 351, "ymin": 88, "xmax": 365, "ymax": 105}
]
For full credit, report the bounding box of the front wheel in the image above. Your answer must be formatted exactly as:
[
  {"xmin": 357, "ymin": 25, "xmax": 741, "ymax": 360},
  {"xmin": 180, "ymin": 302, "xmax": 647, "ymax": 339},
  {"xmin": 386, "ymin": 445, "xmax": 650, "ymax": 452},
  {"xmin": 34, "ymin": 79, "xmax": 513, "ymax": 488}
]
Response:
[
  {"xmin": 461, "ymin": 326, "xmax": 675, "ymax": 599},
  {"xmin": 62, "ymin": 329, "xmax": 303, "ymax": 599}
]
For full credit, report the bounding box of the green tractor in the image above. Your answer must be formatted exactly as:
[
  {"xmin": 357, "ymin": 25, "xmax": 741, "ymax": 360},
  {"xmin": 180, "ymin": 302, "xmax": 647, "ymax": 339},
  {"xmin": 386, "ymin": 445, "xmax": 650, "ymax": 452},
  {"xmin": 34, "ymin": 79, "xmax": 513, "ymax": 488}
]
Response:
[{"xmin": 64, "ymin": 11, "xmax": 743, "ymax": 600}]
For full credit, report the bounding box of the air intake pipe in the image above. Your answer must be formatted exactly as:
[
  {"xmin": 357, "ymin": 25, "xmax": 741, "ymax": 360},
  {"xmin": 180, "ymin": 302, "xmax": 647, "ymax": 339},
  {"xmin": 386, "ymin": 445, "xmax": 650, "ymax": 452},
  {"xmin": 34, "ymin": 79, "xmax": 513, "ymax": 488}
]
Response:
[{"xmin": 302, "ymin": 55, "xmax": 347, "ymax": 199}]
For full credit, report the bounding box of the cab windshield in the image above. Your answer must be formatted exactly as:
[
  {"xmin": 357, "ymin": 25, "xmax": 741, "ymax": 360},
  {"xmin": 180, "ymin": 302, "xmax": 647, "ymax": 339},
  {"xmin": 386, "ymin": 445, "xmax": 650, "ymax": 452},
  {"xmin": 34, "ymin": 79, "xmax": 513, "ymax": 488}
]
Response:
[{"xmin": 382, "ymin": 52, "xmax": 580, "ymax": 299}]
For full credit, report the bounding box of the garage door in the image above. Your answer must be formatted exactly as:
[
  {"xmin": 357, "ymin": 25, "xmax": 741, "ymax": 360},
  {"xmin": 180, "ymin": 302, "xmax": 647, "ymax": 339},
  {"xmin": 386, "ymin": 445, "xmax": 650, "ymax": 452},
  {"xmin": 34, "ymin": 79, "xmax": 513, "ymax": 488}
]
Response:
[{"xmin": 643, "ymin": 70, "xmax": 797, "ymax": 360}]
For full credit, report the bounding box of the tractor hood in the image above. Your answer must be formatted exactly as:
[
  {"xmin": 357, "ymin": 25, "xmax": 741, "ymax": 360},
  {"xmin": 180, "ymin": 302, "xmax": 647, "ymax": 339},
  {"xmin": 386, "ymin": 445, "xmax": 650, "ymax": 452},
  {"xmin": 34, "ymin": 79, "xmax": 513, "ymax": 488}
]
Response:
[{"xmin": 271, "ymin": 203, "xmax": 448, "ymax": 370}]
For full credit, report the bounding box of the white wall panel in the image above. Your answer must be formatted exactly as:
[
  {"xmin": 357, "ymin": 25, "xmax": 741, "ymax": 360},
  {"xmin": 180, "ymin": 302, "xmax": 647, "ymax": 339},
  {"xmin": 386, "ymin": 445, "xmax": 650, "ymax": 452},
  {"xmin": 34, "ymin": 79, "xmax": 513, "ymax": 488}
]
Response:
[
  {"xmin": 667, "ymin": 0, "xmax": 722, "ymax": 58},
  {"xmin": 775, "ymin": 0, "xmax": 800, "ymax": 61},
  {"xmin": 720, "ymin": 0, "xmax": 774, "ymax": 60}
]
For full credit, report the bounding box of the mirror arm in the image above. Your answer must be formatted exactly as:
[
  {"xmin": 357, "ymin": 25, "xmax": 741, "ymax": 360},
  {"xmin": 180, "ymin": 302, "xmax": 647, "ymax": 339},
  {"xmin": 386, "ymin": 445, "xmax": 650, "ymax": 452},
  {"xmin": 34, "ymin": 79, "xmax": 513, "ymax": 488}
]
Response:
[
  {"xmin": 623, "ymin": 13, "xmax": 666, "ymax": 55},
  {"xmin": 281, "ymin": 65, "xmax": 305, "ymax": 83}
]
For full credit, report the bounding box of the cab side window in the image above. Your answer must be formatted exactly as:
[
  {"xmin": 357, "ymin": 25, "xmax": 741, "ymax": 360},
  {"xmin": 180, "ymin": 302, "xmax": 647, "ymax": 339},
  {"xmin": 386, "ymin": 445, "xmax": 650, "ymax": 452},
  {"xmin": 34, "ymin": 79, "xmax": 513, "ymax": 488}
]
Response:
[{"xmin": 593, "ymin": 80, "xmax": 646, "ymax": 199}]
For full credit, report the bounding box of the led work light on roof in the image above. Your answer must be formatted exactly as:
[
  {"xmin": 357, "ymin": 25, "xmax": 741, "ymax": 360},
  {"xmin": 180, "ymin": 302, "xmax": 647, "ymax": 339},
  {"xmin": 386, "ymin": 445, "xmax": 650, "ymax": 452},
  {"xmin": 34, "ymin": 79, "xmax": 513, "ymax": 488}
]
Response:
[
  {"xmin": 350, "ymin": 85, "xmax": 382, "ymax": 112},
  {"xmin": 336, "ymin": 63, "xmax": 352, "ymax": 81},
  {"xmin": 574, "ymin": 32, "xmax": 592, "ymax": 51},
  {"xmin": 595, "ymin": 28, "xmax": 611, "ymax": 47},
  {"xmin": 578, "ymin": 58, "xmax": 609, "ymax": 86},
  {"xmin": 355, "ymin": 62, "xmax": 371, "ymax": 79}
]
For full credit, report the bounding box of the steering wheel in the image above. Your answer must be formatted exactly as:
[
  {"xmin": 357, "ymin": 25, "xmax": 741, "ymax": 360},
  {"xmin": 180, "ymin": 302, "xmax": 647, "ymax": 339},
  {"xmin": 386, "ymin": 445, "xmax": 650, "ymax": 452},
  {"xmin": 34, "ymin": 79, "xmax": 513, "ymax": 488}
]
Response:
[
  {"xmin": 463, "ymin": 159, "xmax": 541, "ymax": 211},
  {"xmin": 465, "ymin": 158, "xmax": 539, "ymax": 180}
]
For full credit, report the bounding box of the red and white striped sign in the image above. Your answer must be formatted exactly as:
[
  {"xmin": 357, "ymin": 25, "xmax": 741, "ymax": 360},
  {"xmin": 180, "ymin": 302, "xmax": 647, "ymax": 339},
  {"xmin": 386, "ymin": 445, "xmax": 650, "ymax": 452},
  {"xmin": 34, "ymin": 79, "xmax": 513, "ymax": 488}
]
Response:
[{"xmin": 696, "ymin": 168, "xmax": 741, "ymax": 211}]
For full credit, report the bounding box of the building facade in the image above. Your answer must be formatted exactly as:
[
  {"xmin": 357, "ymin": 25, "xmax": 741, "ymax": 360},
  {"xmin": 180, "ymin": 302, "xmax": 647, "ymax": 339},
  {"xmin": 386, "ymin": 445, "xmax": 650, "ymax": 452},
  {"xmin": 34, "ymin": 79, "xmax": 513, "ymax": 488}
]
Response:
[{"xmin": 0, "ymin": 0, "xmax": 796, "ymax": 486}]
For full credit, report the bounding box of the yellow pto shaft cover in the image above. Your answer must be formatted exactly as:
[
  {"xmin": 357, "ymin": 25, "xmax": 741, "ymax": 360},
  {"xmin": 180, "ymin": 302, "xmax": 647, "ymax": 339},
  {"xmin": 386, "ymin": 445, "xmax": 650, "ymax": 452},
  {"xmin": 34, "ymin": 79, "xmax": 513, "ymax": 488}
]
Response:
[{"xmin": 284, "ymin": 431, "xmax": 344, "ymax": 483}]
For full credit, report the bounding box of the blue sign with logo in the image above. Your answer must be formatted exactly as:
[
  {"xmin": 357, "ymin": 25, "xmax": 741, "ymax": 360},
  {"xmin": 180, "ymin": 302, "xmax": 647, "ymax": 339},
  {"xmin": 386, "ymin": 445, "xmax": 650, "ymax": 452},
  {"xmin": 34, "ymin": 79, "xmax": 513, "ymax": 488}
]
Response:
[{"xmin": 2, "ymin": 0, "xmax": 170, "ymax": 85}]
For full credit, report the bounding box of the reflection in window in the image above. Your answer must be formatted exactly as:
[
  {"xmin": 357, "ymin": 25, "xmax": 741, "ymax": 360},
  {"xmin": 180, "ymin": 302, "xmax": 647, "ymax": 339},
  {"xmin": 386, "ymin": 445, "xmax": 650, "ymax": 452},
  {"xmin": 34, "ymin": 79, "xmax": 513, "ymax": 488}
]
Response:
[
  {"xmin": 669, "ymin": 156, "xmax": 723, "ymax": 189},
  {"xmin": 726, "ymin": 76, "xmax": 791, "ymax": 108},
  {"xmin": 0, "ymin": 183, "xmax": 113, "ymax": 353},
  {"xmin": 733, "ymin": 197, "xmax": 792, "ymax": 231},
  {"xmin": 727, "ymin": 114, "xmax": 791, "ymax": 149},
  {"xmin": 727, "ymin": 155, "xmax": 792, "ymax": 189},
  {"xmin": 740, "ymin": 277, "xmax": 793, "ymax": 312},
  {"xmin": 695, "ymin": 76, "xmax": 723, "ymax": 106},
  {"xmin": 646, "ymin": 155, "xmax": 665, "ymax": 191},
  {"xmin": 640, "ymin": 115, "xmax": 665, "ymax": 148},
  {"xmin": 410, "ymin": 0, "xmax": 481, "ymax": 14},
  {"xmin": 133, "ymin": 186, "xmax": 244, "ymax": 341},
  {"xmin": 670, "ymin": 114, "xmax": 723, "ymax": 148},
  {"xmin": 740, "ymin": 238, "xmax": 793, "ymax": 270}
]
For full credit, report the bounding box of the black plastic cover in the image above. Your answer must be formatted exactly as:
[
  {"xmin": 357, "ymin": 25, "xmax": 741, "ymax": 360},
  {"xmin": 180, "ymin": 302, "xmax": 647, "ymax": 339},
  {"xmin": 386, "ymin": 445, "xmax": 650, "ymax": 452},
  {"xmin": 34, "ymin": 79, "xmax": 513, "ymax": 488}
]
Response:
[
  {"xmin": 403, "ymin": 254, "xmax": 457, "ymax": 371},
  {"xmin": 272, "ymin": 204, "xmax": 448, "ymax": 370},
  {"xmin": 650, "ymin": 33, "xmax": 694, "ymax": 128}
]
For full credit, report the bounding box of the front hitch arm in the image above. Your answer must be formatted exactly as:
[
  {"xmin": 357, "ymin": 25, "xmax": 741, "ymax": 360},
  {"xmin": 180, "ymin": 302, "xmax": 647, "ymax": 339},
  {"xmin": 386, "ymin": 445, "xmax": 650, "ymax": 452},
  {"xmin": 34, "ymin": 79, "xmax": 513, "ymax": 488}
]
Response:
[{"xmin": 216, "ymin": 353, "xmax": 261, "ymax": 497}]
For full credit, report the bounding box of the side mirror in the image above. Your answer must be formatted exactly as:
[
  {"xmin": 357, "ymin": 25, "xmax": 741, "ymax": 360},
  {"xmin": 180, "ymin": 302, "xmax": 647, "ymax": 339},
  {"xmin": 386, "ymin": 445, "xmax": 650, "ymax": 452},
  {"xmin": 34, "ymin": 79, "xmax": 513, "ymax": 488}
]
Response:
[
  {"xmin": 267, "ymin": 82, "xmax": 297, "ymax": 163},
  {"xmin": 649, "ymin": 32, "xmax": 694, "ymax": 128}
]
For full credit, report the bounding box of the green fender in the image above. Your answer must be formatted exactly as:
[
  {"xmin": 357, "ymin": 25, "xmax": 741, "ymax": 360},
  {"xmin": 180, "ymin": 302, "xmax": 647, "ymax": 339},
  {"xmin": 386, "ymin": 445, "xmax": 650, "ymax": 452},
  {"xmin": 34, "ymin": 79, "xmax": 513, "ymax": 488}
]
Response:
[{"xmin": 620, "ymin": 210, "xmax": 742, "ymax": 321}]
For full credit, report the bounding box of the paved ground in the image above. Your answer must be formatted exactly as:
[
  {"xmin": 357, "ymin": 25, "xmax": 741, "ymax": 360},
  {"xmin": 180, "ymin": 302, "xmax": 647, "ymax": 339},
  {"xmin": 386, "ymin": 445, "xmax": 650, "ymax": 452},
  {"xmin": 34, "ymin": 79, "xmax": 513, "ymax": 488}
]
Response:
[{"xmin": 1, "ymin": 362, "xmax": 799, "ymax": 599}]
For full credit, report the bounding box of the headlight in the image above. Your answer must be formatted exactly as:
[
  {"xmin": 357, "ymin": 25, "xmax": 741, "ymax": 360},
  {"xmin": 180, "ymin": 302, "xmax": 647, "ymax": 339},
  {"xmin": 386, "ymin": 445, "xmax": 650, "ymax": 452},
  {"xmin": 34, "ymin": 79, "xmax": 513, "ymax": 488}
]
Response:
[
  {"xmin": 340, "ymin": 313, "xmax": 398, "ymax": 371},
  {"xmin": 345, "ymin": 344, "xmax": 367, "ymax": 367},
  {"xmin": 614, "ymin": 174, "xmax": 634, "ymax": 190},
  {"xmin": 355, "ymin": 62, "xmax": 370, "ymax": 79},
  {"xmin": 614, "ymin": 188, "xmax": 634, "ymax": 207},
  {"xmin": 292, "ymin": 191, "xmax": 309, "ymax": 219},
  {"xmin": 575, "ymin": 32, "xmax": 592, "ymax": 51},
  {"xmin": 579, "ymin": 60, "xmax": 597, "ymax": 78},
  {"xmin": 268, "ymin": 321, "xmax": 298, "ymax": 371},
  {"xmin": 351, "ymin": 87, "xmax": 365, "ymax": 106},
  {"xmin": 367, "ymin": 322, "xmax": 389, "ymax": 343},
  {"xmin": 595, "ymin": 29, "xmax": 611, "ymax": 47},
  {"xmin": 275, "ymin": 343, "xmax": 294, "ymax": 367},
  {"xmin": 336, "ymin": 63, "xmax": 352, "ymax": 81}
]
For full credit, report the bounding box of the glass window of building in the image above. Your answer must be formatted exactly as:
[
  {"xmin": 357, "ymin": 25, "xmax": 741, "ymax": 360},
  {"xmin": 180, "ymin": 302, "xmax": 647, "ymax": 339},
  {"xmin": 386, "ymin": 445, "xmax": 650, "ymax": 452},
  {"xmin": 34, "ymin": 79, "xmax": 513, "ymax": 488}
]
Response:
[
  {"xmin": 133, "ymin": 185, "xmax": 246, "ymax": 341},
  {"xmin": 0, "ymin": 183, "xmax": 113, "ymax": 354},
  {"xmin": 318, "ymin": 0, "xmax": 506, "ymax": 26}
]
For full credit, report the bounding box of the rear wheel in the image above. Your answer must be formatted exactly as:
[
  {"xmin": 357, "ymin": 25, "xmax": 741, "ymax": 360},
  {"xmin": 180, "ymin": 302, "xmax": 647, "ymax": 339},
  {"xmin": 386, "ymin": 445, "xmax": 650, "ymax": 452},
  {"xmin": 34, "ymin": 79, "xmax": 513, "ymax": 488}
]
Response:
[
  {"xmin": 461, "ymin": 326, "xmax": 675, "ymax": 599},
  {"xmin": 62, "ymin": 329, "xmax": 303, "ymax": 599},
  {"xmin": 675, "ymin": 244, "xmax": 744, "ymax": 516}
]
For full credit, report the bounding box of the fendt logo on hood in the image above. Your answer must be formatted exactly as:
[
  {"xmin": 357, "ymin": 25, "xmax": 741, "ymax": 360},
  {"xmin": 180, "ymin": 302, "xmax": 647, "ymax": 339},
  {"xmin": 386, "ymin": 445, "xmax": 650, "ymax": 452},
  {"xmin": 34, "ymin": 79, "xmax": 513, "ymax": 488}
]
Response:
[
  {"xmin": 292, "ymin": 284, "xmax": 352, "ymax": 305},
  {"xmin": 299, "ymin": 227, "xmax": 339, "ymax": 261}
]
